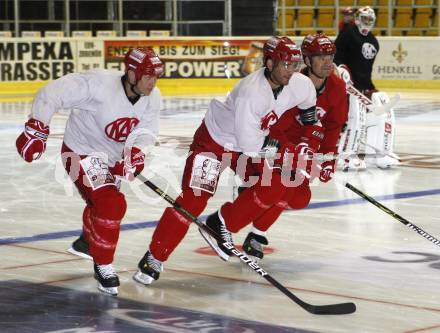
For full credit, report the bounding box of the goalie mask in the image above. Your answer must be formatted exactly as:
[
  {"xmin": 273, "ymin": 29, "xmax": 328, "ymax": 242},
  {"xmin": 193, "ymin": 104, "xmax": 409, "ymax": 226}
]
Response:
[
  {"xmin": 124, "ymin": 47, "xmax": 164, "ymax": 80},
  {"xmin": 355, "ymin": 6, "xmax": 376, "ymax": 36}
]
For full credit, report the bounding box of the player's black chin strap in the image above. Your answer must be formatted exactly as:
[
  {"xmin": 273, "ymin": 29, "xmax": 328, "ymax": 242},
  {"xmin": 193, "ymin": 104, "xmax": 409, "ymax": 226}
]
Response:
[
  {"xmin": 122, "ymin": 74, "xmax": 142, "ymax": 104},
  {"xmin": 264, "ymin": 67, "xmax": 284, "ymax": 99},
  {"xmin": 130, "ymin": 79, "xmax": 145, "ymax": 97}
]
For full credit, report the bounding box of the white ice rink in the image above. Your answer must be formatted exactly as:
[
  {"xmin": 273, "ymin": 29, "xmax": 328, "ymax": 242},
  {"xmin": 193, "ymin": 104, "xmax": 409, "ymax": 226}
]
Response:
[{"xmin": 0, "ymin": 89, "xmax": 439, "ymax": 332}]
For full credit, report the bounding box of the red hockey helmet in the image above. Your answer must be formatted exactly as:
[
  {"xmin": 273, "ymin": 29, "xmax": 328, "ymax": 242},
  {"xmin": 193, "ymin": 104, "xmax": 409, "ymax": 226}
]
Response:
[
  {"xmin": 124, "ymin": 47, "xmax": 164, "ymax": 80},
  {"xmin": 342, "ymin": 7, "xmax": 354, "ymax": 16},
  {"xmin": 263, "ymin": 36, "xmax": 301, "ymax": 66},
  {"xmin": 301, "ymin": 34, "xmax": 336, "ymax": 62}
]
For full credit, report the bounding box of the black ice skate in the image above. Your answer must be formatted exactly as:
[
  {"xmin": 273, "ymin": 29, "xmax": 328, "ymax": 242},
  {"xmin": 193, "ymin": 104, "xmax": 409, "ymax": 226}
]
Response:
[
  {"xmin": 132, "ymin": 251, "xmax": 163, "ymax": 285},
  {"xmin": 68, "ymin": 234, "xmax": 92, "ymax": 260},
  {"xmin": 94, "ymin": 263, "xmax": 120, "ymax": 296},
  {"xmin": 242, "ymin": 232, "xmax": 268, "ymax": 262},
  {"xmin": 199, "ymin": 211, "xmax": 234, "ymax": 261}
]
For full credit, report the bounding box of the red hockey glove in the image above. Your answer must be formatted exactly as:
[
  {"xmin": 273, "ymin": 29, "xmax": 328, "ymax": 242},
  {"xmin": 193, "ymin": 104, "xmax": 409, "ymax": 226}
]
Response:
[
  {"xmin": 300, "ymin": 123, "xmax": 324, "ymax": 152},
  {"xmin": 16, "ymin": 118, "xmax": 50, "ymax": 163},
  {"xmin": 277, "ymin": 142, "xmax": 315, "ymax": 175},
  {"xmin": 111, "ymin": 147, "xmax": 145, "ymax": 181},
  {"xmin": 319, "ymin": 160, "xmax": 335, "ymax": 183}
]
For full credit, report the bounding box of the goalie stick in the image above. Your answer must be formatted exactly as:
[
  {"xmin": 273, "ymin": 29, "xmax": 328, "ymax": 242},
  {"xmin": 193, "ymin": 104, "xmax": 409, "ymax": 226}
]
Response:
[
  {"xmin": 346, "ymin": 84, "xmax": 400, "ymax": 116},
  {"xmin": 360, "ymin": 140, "xmax": 401, "ymax": 162},
  {"xmin": 136, "ymin": 173, "xmax": 356, "ymax": 315}
]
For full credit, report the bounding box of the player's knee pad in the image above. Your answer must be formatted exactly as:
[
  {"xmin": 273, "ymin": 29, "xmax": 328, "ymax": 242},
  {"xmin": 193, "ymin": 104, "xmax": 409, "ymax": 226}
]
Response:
[
  {"xmin": 286, "ymin": 185, "xmax": 311, "ymax": 210},
  {"xmin": 90, "ymin": 187, "xmax": 127, "ymax": 221}
]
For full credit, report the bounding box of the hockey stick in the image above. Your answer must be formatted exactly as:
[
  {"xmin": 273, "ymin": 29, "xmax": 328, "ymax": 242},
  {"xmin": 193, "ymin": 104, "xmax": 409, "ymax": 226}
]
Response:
[
  {"xmin": 300, "ymin": 168, "xmax": 440, "ymax": 249},
  {"xmin": 346, "ymin": 84, "xmax": 400, "ymax": 116},
  {"xmin": 360, "ymin": 140, "xmax": 401, "ymax": 162},
  {"xmin": 344, "ymin": 182, "xmax": 440, "ymax": 248},
  {"xmin": 136, "ymin": 173, "xmax": 356, "ymax": 315}
]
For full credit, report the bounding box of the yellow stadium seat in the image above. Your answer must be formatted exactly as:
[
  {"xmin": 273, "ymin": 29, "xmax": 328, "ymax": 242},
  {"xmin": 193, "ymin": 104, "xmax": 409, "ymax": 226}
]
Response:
[
  {"xmin": 394, "ymin": 8, "xmax": 413, "ymax": 28},
  {"xmin": 318, "ymin": 0, "xmax": 334, "ymax": 5},
  {"xmin": 376, "ymin": 9, "xmax": 389, "ymax": 28},
  {"xmin": 406, "ymin": 29, "xmax": 423, "ymax": 36},
  {"xmin": 298, "ymin": 29, "xmax": 316, "ymax": 36},
  {"xmin": 297, "ymin": 0, "xmax": 314, "ymax": 5},
  {"xmin": 281, "ymin": 0, "xmax": 295, "ymax": 4},
  {"xmin": 425, "ymin": 29, "xmax": 438, "ymax": 35},
  {"xmin": 391, "ymin": 29, "xmax": 405, "ymax": 35},
  {"xmin": 396, "ymin": 0, "xmax": 412, "ymax": 5},
  {"xmin": 278, "ymin": 9, "xmax": 295, "ymax": 17},
  {"xmin": 297, "ymin": 9, "xmax": 314, "ymax": 28},
  {"xmin": 414, "ymin": 0, "xmax": 432, "ymax": 4},
  {"xmin": 377, "ymin": 0, "xmax": 390, "ymax": 5},
  {"xmin": 319, "ymin": 29, "xmax": 336, "ymax": 36},
  {"xmin": 414, "ymin": 8, "xmax": 432, "ymax": 28},
  {"xmin": 339, "ymin": 0, "xmax": 355, "ymax": 6},
  {"xmin": 278, "ymin": 13, "xmax": 295, "ymax": 29},
  {"xmin": 317, "ymin": 9, "xmax": 335, "ymax": 27},
  {"xmin": 357, "ymin": 0, "xmax": 375, "ymax": 6},
  {"xmin": 432, "ymin": 12, "xmax": 438, "ymax": 26}
]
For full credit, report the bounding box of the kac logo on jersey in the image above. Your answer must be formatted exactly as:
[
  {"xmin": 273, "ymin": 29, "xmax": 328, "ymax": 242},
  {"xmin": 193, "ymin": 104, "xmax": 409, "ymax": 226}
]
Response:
[
  {"xmin": 362, "ymin": 43, "xmax": 377, "ymax": 60},
  {"xmin": 105, "ymin": 117, "xmax": 140, "ymax": 142},
  {"xmin": 260, "ymin": 111, "xmax": 278, "ymax": 130}
]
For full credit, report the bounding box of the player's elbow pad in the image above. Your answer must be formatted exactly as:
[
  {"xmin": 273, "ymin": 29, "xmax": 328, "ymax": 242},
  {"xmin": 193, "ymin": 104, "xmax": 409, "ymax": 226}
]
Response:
[{"xmin": 299, "ymin": 106, "xmax": 318, "ymax": 125}]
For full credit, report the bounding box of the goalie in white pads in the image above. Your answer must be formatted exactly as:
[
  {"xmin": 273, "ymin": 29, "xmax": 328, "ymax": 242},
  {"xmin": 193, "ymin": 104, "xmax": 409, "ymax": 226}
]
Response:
[
  {"xmin": 334, "ymin": 6, "xmax": 399, "ymax": 170},
  {"xmin": 336, "ymin": 65, "xmax": 400, "ymax": 170}
]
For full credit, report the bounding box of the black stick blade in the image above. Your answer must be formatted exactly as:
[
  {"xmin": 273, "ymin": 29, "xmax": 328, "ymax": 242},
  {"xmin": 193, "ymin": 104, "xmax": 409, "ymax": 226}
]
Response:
[{"xmin": 309, "ymin": 302, "xmax": 356, "ymax": 315}]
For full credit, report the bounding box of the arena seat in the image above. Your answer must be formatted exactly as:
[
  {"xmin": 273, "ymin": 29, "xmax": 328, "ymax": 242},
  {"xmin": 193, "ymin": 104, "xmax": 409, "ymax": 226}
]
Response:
[
  {"xmin": 394, "ymin": 8, "xmax": 413, "ymax": 28},
  {"xmin": 278, "ymin": 11, "xmax": 295, "ymax": 29},
  {"xmin": 376, "ymin": 9, "xmax": 389, "ymax": 28},
  {"xmin": 317, "ymin": 8, "xmax": 335, "ymax": 28},
  {"xmin": 414, "ymin": 8, "xmax": 432, "ymax": 28},
  {"xmin": 297, "ymin": 9, "xmax": 314, "ymax": 27}
]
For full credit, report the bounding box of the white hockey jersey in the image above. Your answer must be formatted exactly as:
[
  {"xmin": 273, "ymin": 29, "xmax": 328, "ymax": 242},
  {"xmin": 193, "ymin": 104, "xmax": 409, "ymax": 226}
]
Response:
[
  {"xmin": 31, "ymin": 69, "xmax": 161, "ymax": 165},
  {"xmin": 204, "ymin": 68, "xmax": 316, "ymax": 155}
]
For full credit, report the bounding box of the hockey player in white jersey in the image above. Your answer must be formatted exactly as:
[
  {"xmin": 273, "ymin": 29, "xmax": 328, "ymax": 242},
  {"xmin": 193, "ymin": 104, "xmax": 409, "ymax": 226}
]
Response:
[
  {"xmin": 133, "ymin": 36, "xmax": 317, "ymax": 285},
  {"xmin": 15, "ymin": 47, "xmax": 164, "ymax": 296},
  {"xmin": 336, "ymin": 64, "xmax": 400, "ymax": 170}
]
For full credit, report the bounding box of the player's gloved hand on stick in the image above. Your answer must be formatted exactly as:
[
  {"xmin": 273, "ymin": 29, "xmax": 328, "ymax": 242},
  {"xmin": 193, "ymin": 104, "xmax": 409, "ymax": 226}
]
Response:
[
  {"xmin": 16, "ymin": 118, "xmax": 50, "ymax": 163},
  {"xmin": 111, "ymin": 146, "xmax": 145, "ymax": 181},
  {"xmin": 275, "ymin": 142, "xmax": 315, "ymax": 175},
  {"xmin": 319, "ymin": 160, "xmax": 336, "ymax": 183},
  {"xmin": 300, "ymin": 123, "xmax": 324, "ymax": 151},
  {"xmin": 362, "ymin": 88, "xmax": 378, "ymax": 100}
]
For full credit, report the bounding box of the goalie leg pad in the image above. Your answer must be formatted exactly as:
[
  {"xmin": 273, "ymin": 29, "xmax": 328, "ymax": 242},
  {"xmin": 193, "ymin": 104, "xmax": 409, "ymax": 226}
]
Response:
[{"xmin": 367, "ymin": 92, "xmax": 399, "ymax": 168}]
